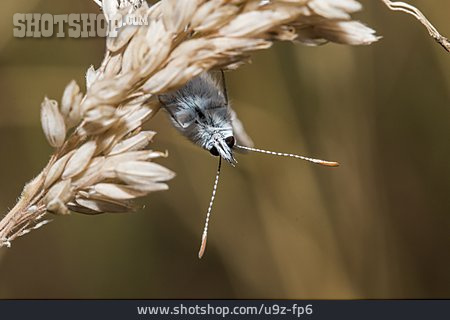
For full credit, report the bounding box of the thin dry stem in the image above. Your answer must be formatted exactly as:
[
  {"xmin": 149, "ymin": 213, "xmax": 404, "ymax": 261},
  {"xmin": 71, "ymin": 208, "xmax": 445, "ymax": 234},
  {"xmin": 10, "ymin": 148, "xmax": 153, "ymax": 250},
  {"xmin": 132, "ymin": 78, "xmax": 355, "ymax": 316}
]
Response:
[{"xmin": 381, "ymin": 0, "xmax": 450, "ymax": 52}]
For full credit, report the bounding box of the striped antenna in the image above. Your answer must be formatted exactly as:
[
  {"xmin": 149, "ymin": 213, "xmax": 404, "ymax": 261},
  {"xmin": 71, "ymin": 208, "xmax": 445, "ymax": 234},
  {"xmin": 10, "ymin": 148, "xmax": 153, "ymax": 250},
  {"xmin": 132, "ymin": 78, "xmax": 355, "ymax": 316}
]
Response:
[
  {"xmin": 234, "ymin": 145, "xmax": 339, "ymax": 167},
  {"xmin": 198, "ymin": 157, "xmax": 222, "ymax": 259}
]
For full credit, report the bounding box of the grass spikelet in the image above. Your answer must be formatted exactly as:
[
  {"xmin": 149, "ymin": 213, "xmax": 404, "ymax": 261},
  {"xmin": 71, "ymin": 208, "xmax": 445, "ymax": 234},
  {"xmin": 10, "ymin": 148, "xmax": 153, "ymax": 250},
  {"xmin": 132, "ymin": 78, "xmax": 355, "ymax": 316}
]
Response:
[{"xmin": 0, "ymin": 0, "xmax": 380, "ymax": 247}]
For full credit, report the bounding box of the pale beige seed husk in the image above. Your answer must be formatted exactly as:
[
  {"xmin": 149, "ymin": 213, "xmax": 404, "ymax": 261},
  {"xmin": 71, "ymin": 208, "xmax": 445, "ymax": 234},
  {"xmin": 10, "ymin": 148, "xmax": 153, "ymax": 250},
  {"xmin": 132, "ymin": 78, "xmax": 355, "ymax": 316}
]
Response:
[
  {"xmin": 80, "ymin": 117, "xmax": 118, "ymax": 136},
  {"xmin": 161, "ymin": 0, "xmax": 200, "ymax": 34},
  {"xmin": 44, "ymin": 179, "xmax": 73, "ymax": 205},
  {"xmin": 128, "ymin": 181, "xmax": 169, "ymax": 193},
  {"xmin": 40, "ymin": 97, "xmax": 66, "ymax": 148},
  {"xmin": 116, "ymin": 161, "xmax": 176, "ymax": 185},
  {"xmin": 44, "ymin": 151, "xmax": 75, "ymax": 189},
  {"xmin": 218, "ymin": 9, "xmax": 298, "ymax": 37},
  {"xmin": 138, "ymin": 20, "xmax": 172, "ymax": 77},
  {"xmin": 314, "ymin": 20, "xmax": 378, "ymax": 45},
  {"xmin": 99, "ymin": 106, "xmax": 154, "ymax": 154},
  {"xmin": 47, "ymin": 199, "xmax": 70, "ymax": 215},
  {"xmin": 93, "ymin": 183, "xmax": 148, "ymax": 200},
  {"xmin": 61, "ymin": 80, "xmax": 80, "ymax": 117},
  {"xmin": 104, "ymin": 53, "xmax": 123, "ymax": 77},
  {"xmin": 191, "ymin": 1, "xmax": 239, "ymax": 32},
  {"xmin": 106, "ymin": 23, "xmax": 140, "ymax": 52},
  {"xmin": 109, "ymin": 131, "xmax": 156, "ymax": 155},
  {"xmin": 95, "ymin": 132, "xmax": 119, "ymax": 156},
  {"xmin": 62, "ymin": 140, "xmax": 98, "ymax": 179},
  {"xmin": 75, "ymin": 197, "xmax": 133, "ymax": 214},
  {"xmin": 67, "ymin": 202, "xmax": 101, "ymax": 215},
  {"xmin": 308, "ymin": 0, "xmax": 360, "ymax": 19},
  {"xmin": 102, "ymin": 150, "xmax": 168, "ymax": 179},
  {"xmin": 85, "ymin": 65, "xmax": 98, "ymax": 89},
  {"xmin": 71, "ymin": 156, "xmax": 106, "ymax": 189},
  {"xmin": 80, "ymin": 105, "xmax": 118, "ymax": 135}
]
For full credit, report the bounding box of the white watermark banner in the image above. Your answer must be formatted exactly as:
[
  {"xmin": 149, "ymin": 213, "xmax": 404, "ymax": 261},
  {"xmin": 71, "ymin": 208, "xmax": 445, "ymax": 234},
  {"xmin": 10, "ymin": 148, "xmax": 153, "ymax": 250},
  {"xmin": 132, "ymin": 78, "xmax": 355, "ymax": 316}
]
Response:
[{"xmin": 13, "ymin": 13, "xmax": 149, "ymax": 38}]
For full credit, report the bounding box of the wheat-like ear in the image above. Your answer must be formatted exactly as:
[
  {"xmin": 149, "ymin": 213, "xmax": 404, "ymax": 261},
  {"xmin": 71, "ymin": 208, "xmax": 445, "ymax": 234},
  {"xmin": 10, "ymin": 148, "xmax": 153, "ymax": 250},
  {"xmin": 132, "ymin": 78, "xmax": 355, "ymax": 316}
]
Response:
[{"xmin": 1, "ymin": 0, "xmax": 443, "ymax": 248}]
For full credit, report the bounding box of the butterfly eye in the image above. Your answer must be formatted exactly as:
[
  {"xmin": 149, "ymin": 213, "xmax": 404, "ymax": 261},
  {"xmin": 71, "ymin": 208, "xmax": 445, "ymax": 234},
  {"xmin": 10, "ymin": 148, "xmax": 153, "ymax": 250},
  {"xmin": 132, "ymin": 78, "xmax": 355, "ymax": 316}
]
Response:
[
  {"xmin": 209, "ymin": 146, "xmax": 219, "ymax": 156},
  {"xmin": 225, "ymin": 136, "xmax": 235, "ymax": 148}
]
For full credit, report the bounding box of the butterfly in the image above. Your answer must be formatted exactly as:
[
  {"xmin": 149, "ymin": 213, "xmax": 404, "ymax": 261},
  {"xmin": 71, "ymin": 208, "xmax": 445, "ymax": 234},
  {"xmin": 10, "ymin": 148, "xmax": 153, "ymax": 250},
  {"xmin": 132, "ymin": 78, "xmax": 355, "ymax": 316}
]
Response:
[{"xmin": 159, "ymin": 71, "xmax": 339, "ymax": 258}]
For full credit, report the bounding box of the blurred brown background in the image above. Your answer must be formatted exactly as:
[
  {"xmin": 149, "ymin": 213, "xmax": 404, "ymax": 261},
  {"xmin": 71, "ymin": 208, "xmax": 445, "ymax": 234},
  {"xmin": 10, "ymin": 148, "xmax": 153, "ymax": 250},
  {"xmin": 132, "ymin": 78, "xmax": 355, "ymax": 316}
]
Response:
[{"xmin": 0, "ymin": 0, "xmax": 449, "ymax": 299}]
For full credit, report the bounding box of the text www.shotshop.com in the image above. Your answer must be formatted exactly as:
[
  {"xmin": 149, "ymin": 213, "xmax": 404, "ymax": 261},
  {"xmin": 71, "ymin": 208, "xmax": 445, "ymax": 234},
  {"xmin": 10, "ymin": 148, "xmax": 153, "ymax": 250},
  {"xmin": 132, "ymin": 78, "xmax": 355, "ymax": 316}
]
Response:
[{"xmin": 137, "ymin": 303, "xmax": 313, "ymax": 318}]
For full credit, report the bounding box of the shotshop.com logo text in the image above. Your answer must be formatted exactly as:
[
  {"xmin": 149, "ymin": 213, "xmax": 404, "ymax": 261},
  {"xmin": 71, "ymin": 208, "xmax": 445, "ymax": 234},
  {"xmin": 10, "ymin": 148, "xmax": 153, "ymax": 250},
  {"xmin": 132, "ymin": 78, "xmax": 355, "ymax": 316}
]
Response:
[{"xmin": 13, "ymin": 13, "xmax": 148, "ymax": 38}]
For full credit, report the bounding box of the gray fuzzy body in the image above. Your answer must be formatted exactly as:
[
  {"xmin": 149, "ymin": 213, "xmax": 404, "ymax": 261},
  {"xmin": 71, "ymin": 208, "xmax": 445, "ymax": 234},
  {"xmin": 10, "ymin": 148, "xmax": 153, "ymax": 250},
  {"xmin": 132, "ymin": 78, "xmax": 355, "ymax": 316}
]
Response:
[{"xmin": 159, "ymin": 72, "xmax": 236, "ymax": 163}]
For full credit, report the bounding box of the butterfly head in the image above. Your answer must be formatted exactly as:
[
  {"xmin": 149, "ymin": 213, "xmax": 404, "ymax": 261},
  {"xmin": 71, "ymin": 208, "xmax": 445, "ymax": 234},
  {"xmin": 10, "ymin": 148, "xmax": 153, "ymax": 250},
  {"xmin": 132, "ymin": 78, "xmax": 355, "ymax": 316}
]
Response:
[{"xmin": 207, "ymin": 133, "xmax": 236, "ymax": 165}]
